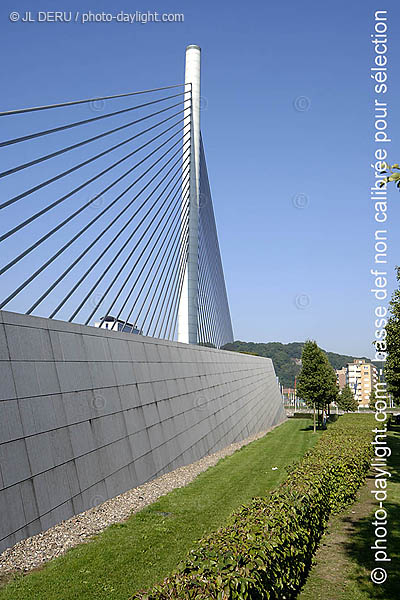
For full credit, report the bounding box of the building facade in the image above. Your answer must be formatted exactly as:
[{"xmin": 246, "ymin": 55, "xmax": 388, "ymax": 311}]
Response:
[
  {"xmin": 358, "ymin": 361, "xmax": 378, "ymax": 406},
  {"xmin": 336, "ymin": 360, "xmax": 378, "ymax": 407},
  {"xmin": 336, "ymin": 367, "xmax": 347, "ymax": 390}
]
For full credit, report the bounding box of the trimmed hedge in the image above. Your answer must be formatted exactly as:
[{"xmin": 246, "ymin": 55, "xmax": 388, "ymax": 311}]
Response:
[{"xmin": 133, "ymin": 415, "xmax": 374, "ymax": 600}]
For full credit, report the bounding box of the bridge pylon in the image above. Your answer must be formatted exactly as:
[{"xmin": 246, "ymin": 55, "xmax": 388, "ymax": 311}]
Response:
[{"xmin": 177, "ymin": 44, "xmax": 201, "ymax": 345}]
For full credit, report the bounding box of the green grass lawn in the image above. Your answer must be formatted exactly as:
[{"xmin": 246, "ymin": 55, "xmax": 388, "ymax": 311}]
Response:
[
  {"xmin": 0, "ymin": 419, "xmax": 320, "ymax": 600},
  {"xmin": 298, "ymin": 426, "xmax": 400, "ymax": 600}
]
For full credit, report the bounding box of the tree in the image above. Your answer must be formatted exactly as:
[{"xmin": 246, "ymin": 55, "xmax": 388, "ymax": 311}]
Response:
[
  {"xmin": 323, "ymin": 354, "xmax": 339, "ymax": 414},
  {"xmin": 337, "ymin": 385, "xmax": 358, "ymax": 412},
  {"xmin": 296, "ymin": 340, "xmax": 331, "ymax": 433},
  {"xmin": 369, "ymin": 389, "xmax": 377, "ymax": 410},
  {"xmin": 384, "ymin": 266, "xmax": 400, "ymax": 404},
  {"xmin": 379, "ymin": 162, "xmax": 400, "ymax": 189}
]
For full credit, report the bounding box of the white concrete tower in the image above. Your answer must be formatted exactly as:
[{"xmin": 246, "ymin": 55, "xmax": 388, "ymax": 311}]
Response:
[{"xmin": 178, "ymin": 45, "xmax": 201, "ymax": 344}]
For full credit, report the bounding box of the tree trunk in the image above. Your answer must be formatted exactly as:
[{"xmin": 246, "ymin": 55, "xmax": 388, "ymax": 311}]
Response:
[{"xmin": 313, "ymin": 403, "xmax": 316, "ymax": 434}]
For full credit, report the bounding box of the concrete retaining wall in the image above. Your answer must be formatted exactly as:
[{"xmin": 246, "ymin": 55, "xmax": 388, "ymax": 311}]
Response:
[{"xmin": 0, "ymin": 310, "xmax": 286, "ymax": 553}]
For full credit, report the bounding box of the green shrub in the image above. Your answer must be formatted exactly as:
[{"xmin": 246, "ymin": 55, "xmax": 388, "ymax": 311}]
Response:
[{"xmin": 133, "ymin": 415, "xmax": 374, "ymax": 600}]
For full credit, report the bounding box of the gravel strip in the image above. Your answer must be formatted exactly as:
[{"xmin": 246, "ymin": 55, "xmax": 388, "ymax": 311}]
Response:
[{"xmin": 0, "ymin": 424, "xmax": 280, "ymax": 577}]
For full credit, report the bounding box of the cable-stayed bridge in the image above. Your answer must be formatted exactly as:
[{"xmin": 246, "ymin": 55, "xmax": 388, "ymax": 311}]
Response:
[
  {"xmin": 0, "ymin": 47, "xmax": 284, "ymax": 553},
  {"xmin": 0, "ymin": 45, "xmax": 232, "ymax": 349}
]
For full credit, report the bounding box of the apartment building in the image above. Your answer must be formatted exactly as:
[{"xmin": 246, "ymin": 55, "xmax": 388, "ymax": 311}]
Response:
[
  {"xmin": 357, "ymin": 361, "xmax": 378, "ymax": 406},
  {"xmin": 336, "ymin": 360, "xmax": 378, "ymax": 407},
  {"xmin": 347, "ymin": 362, "xmax": 362, "ymax": 404}
]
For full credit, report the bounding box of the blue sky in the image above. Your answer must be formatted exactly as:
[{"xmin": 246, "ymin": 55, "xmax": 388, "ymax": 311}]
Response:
[{"xmin": 1, "ymin": 0, "xmax": 399, "ymax": 358}]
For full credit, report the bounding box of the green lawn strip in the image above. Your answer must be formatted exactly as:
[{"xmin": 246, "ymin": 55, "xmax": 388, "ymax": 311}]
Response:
[
  {"xmin": 0, "ymin": 419, "xmax": 320, "ymax": 600},
  {"xmin": 298, "ymin": 428, "xmax": 400, "ymax": 600}
]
